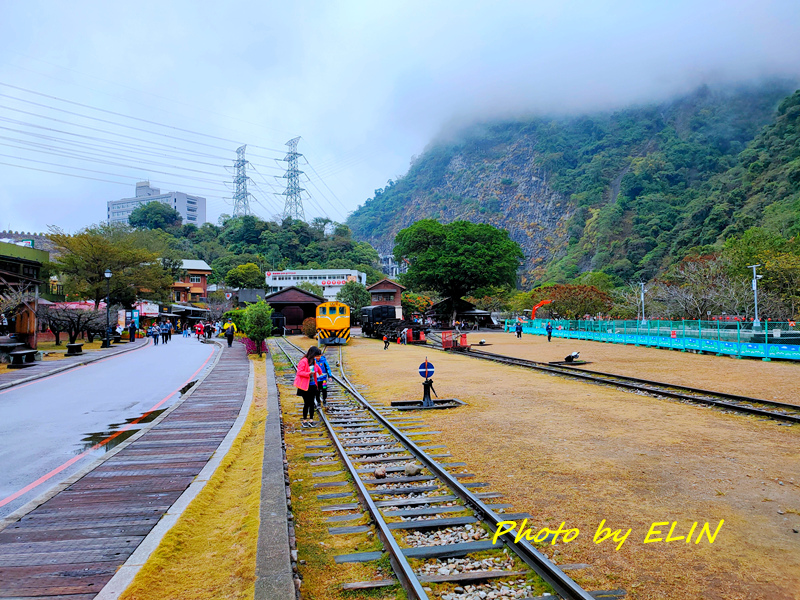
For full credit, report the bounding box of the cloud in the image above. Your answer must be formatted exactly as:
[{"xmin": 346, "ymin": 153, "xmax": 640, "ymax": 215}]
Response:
[{"xmin": 0, "ymin": 0, "xmax": 798, "ymax": 230}]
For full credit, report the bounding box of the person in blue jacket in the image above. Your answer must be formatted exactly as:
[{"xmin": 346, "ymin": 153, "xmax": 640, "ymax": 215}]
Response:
[{"xmin": 314, "ymin": 352, "xmax": 333, "ymax": 408}]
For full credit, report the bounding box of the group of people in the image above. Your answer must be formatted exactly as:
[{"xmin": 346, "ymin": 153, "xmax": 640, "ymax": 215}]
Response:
[
  {"xmin": 148, "ymin": 321, "xmax": 174, "ymax": 345},
  {"xmin": 514, "ymin": 321, "xmax": 553, "ymax": 341},
  {"xmin": 294, "ymin": 345, "xmax": 333, "ymax": 428},
  {"xmin": 144, "ymin": 318, "xmax": 238, "ymax": 348}
]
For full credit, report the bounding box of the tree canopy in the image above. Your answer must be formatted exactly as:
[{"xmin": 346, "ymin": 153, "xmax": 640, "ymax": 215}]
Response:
[
  {"xmin": 225, "ymin": 263, "xmax": 264, "ymax": 289},
  {"xmin": 336, "ymin": 281, "xmax": 370, "ymax": 314},
  {"xmin": 394, "ymin": 220, "xmax": 523, "ymax": 303},
  {"xmin": 129, "ymin": 201, "xmax": 183, "ymax": 230}
]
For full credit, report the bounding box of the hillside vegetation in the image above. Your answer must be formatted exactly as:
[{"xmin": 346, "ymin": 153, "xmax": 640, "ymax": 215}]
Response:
[{"xmin": 348, "ymin": 82, "xmax": 798, "ymax": 285}]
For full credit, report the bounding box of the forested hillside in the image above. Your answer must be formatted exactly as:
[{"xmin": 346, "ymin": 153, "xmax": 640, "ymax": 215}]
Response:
[{"xmin": 348, "ymin": 82, "xmax": 798, "ymax": 285}]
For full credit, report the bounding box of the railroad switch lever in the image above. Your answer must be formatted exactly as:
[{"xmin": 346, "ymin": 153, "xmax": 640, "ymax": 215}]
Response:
[{"xmin": 422, "ymin": 378, "xmax": 437, "ymax": 407}]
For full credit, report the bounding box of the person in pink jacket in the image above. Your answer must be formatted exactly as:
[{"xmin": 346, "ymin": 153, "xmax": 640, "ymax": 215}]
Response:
[{"xmin": 295, "ymin": 346, "xmax": 322, "ymax": 427}]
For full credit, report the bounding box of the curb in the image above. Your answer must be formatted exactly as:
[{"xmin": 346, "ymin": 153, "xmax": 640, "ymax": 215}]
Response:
[
  {"xmin": 94, "ymin": 348, "xmax": 256, "ymax": 600},
  {"xmin": 255, "ymin": 352, "xmax": 296, "ymax": 600},
  {"xmin": 0, "ymin": 338, "xmax": 152, "ymax": 392},
  {"xmin": 0, "ymin": 340, "xmax": 222, "ymax": 534}
]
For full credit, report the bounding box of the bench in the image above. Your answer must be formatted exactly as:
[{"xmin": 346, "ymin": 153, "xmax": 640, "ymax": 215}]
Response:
[
  {"xmin": 66, "ymin": 343, "xmax": 84, "ymax": 356},
  {"xmin": 9, "ymin": 349, "xmax": 37, "ymax": 368}
]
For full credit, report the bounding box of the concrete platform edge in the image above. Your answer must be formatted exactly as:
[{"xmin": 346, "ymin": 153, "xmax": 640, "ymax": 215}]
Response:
[
  {"xmin": 254, "ymin": 352, "xmax": 296, "ymax": 600},
  {"xmin": 0, "ymin": 340, "xmax": 222, "ymax": 534},
  {"xmin": 0, "ymin": 337, "xmax": 151, "ymax": 392},
  {"xmin": 92, "ymin": 345, "xmax": 256, "ymax": 600}
]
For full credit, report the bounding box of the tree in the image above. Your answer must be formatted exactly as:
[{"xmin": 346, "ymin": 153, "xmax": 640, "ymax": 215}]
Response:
[
  {"xmin": 48, "ymin": 224, "xmax": 175, "ymax": 308},
  {"xmin": 128, "ymin": 202, "xmax": 182, "ymax": 230},
  {"xmin": 401, "ymin": 291, "xmax": 434, "ymax": 318},
  {"xmin": 37, "ymin": 304, "xmax": 109, "ymax": 344},
  {"xmin": 394, "ymin": 220, "xmax": 523, "ymax": 321},
  {"xmin": 242, "ymin": 300, "xmax": 273, "ymax": 357},
  {"xmin": 297, "ymin": 281, "xmax": 324, "ymax": 297},
  {"xmin": 336, "ymin": 281, "xmax": 370, "ymax": 316},
  {"xmin": 225, "ymin": 263, "xmax": 264, "ymax": 289},
  {"xmin": 530, "ymin": 284, "xmax": 613, "ymax": 319},
  {"xmin": 301, "ymin": 317, "xmax": 316, "ymax": 338},
  {"xmin": 203, "ymin": 291, "xmax": 234, "ymax": 321}
]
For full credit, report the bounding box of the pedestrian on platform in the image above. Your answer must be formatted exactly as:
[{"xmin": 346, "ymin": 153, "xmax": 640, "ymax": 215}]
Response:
[
  {"xmin": 546, "ymin": 321, "xmax": 553, "ymax": 342},
  {"xmin": 223, "ymin": 318, "xmax": 237, "ymax": 348},
  {"xmin": 383, "ymin": 334, "xmax": 389, "ymax": 350},
  {"xmin": 128, "ymin": 321, "xmax": 136, "ymax": 343},
  {"xmin": 295, "ymin": 346, "xmax": 322, "ymax": 427},
  {"xmin": 515, "ymin": 321, "xmax": 523, "ymax": 339},
  {"xmin": 315, "ymin": 352, "xmax": 332, "ymax": 407}
]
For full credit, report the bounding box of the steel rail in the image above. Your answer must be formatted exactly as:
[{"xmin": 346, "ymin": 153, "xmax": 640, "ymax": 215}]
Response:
[
  {"xmin": 274, "ymin": 339, "xmax": 429, "ymax": 600},
  {"xmin": 309, "ymin": 339, "xmax": 597, "ymax": 600},
  {"xmin": 426, "ymin": 334, "xmax": 800, "ymax": 424}
]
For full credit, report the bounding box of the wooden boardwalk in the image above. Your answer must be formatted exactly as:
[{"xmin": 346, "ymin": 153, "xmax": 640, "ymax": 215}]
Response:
[{"xmin": 0, "ymin": 343, "xmax": 249, "ymax": 599}]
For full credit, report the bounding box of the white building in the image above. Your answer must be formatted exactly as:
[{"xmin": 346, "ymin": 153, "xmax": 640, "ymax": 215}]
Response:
[
  {"xmin": 107, "ymin": 181, "xmax": 206, "ymax": 225},
  {"xmin": 265, "ymin": 269, "xmax": 367, "ymax": 301}
]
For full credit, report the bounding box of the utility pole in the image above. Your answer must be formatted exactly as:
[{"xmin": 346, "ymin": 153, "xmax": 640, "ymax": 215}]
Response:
[
  {"xmin": 232, "ymin": 145, "xmax": 251, "ymax": 217},
  {"xmin": 639, "ymin": 282, "xmax": 646, "ymax": 325},
  {"xmin": 281, "ymin": 137, "xmax": 305, "ymax": 221},
  {"xmin": 747, "ymin": 264, "xmax": 762, "ymax": 327}
]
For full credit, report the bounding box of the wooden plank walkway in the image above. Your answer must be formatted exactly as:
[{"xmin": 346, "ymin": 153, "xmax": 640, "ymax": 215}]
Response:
[{"xmin": 0, "ymin": 343, "xmax": 249, "ymax": 599}]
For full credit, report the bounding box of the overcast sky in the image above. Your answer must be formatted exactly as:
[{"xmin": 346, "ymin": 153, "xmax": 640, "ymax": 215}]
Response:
[{"xmin": 1, "ymin": 0, "xmax": 798, "ymax": 233}]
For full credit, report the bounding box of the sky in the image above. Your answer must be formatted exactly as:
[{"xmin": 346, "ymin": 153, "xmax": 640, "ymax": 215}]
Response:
[{"xmin": 0, "ymin": 0, "xmax": 799, "ymax": 233}]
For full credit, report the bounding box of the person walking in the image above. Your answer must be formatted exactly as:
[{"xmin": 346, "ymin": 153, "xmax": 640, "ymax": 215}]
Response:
[
  {"xmin": 150, "ymin": 323, "xmax": 159, "ymax": 346},
  {"xmin": 223, "ymin": 318, "xmax": 237, "ymax": 348},
  {"xmin": 128, "ymin": 320, "xmax": 136, "ymax": 343},
  {"xmin": 182, "ymin": 323, "xmax": 189, "ymax": 338},
  {"xmin": 383, "ymin": 334, "xmax": 389, "ymax": 350},
  {"xmin": 400, "ymin": 327, "xmax": 408, "ymax": 345},
  {"xmin": 314, "ymin": 352, "xmax": 332, "ymax": 408},
  {"xmin": 160, "ymin": 321, "xmax": 169, "ymax": 345},
  {"xmin": 167, "ymin": 321, "xmax": 173, "ymax": 342},
  {"xmin": 295, "ymin": 346, "xmax": 322, "ymax": 428},
  {"xmin": 515, "ymin": 321, "xmax": 523, "ymax": 339},
  {"xmin": 194, "ymin": 321, "xmax": 204, "ymax": 340},
  {"xmin": 546, "ymin": 321, "xmax": 553, "ymax": 342}
]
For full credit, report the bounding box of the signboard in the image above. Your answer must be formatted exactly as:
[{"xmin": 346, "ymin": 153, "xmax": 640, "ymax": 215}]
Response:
[
  {"xmin": 773, "ymin": 329, "xmax": 781, "ymax": 338},
  {"xmin": 20, "ymin": 239, "xmax": 34, "ymax": 248},
  {"xmin": 419, "ymin": 360, "xmax": 434, "ymax": 378},
  {"xmin": 671, "ymin": 330, "xmax": 677, "ymax": 339},
  {"xmin": 225, "ymin": 292, "xmax": 233, "ymax": 299}
]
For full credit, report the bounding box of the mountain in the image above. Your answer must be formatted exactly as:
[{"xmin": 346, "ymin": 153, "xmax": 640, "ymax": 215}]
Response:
[{"xmin": 347, "ymin": 81, "xmax": 797, "ymax": 285}]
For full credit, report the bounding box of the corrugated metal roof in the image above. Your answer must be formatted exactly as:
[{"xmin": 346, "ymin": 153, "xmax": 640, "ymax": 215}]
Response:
[{"xmin": 181, "ymin": 259, "xmax": 211, "ymax": 271}]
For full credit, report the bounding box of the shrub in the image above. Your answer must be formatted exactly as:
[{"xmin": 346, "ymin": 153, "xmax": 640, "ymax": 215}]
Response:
[
  {"xmin": 242, "ymin": 301, "xmax": 273, "ymax": 357},
  {"xmin": 241, "ymin": 337, "xmax": 267, "ymax": 355},
  {"xmin": 301, "ymin": 317, "xmax": 316, "ymax": 338}
]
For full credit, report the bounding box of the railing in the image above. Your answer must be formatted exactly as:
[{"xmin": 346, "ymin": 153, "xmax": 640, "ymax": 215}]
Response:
[{"xmin": 504, "ymin": 318, "xmax": 800, "ymax": 361}]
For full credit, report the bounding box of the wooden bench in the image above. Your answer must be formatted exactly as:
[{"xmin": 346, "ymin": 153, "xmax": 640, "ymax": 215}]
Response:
[{"xmin": 9, "ymin": 349, "xmax": 37, "ymax": 369}]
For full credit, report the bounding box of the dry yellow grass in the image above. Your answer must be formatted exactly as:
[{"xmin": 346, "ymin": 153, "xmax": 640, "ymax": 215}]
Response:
[
  {"xmin": 480, "ymin": 331, "xmax": 800, "ymax": 405},
  {"xmin": 343, "ymin": 335, "xmax": 800, "ymax": 600},
  {"xmin": 119, "ymin": 355, "xmax": 267, "ymax": 600}
]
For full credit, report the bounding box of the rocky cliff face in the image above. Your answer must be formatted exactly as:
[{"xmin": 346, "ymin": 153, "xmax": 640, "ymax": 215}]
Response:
[
  {"xmin": 357, "ymin": 139, "xmax": 573, "ymax": 284},
  {"xmin": 349, "ymin": 82, "xmax": 797, "ymax": 284}
]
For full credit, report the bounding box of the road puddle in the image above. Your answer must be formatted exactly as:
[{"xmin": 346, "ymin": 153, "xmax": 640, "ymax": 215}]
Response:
[{"xmin": 78, "ymin": 408, "xmax": 167, "ymax": 453}]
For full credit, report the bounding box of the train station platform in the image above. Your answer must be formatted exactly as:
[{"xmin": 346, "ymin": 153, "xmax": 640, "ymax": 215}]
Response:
[{"xmin": 0, "ymin": 342, "xmax": 252, "ymax": 599}]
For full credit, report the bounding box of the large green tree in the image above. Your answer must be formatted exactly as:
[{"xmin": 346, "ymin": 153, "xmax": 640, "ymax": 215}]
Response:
[
  {"xmin": 394, "ymin": 220, "xmax": 523, "ymax": 316},
  {"xmin": 48, "ymin": 224, "xmax": 176, "ymax": 307},
  {"xmin": 225, "ymin": 263, "xmax": 264, "ymax": 289},
  {"xmin": 336, "ymin": 281, "xmax": 370, "ymax": 315},
  {"xmin": 128, "ymin": 201, "xmax": 182, "ymax": 230}
]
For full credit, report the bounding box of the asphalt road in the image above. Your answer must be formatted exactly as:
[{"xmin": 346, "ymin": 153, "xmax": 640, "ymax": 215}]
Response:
[{"xmin": 0, "ymin": 335, "xmax": 217, "ymax": 519}]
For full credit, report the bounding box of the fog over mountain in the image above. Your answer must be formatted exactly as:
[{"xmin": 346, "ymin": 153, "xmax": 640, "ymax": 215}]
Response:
[{"xmin": 0, "ymin": 1, "xmax": 798, "ymax": 231}]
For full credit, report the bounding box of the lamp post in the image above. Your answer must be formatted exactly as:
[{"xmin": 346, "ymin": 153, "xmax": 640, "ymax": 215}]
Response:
[
  {"xmin": 639, "ymin": 282, "xmax": 647, "ymax": 326},
  {"xmin": 103, "ymin": 269, "xmax": 112, "ymax": 347},
  {"xmin": 747, "ymin": 264, "xmax": 762, "ymax": 328}
]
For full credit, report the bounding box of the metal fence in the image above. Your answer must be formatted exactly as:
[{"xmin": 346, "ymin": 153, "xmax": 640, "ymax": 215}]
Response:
[{"xmin": 504, "ymin": 318, "xmax": 800, "ymax": 361}]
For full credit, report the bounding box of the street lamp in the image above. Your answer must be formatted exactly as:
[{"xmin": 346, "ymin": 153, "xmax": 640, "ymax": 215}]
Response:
[
  {"xmin": 639, "ymin": 282, "xmax": 647, "ymax": 325},
  {"xmin": 747, "ymin": 264, "xmax": 762, "ymax": 328},
  {"xmin": 103, "ymin": 269, "xmax": 112, "ymax": 347}
]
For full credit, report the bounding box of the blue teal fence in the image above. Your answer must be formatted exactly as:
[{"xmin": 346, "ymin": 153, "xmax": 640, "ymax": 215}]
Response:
[{"xmin": 504, "ymin": 318, "xmax": 800, "ymax": 361}]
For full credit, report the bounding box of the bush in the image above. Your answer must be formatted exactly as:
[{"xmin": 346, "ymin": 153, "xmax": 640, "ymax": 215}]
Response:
[
  {"xmin": 302, "ymin": 317, "xmax": 316, "ymax": 338},
  {"xmin": 223, "ymin": 308, "xmax": 247, "ymax": 332},
  {"xmin": 241, "ymin": 337, "xmax": 267, "ymax": 355},
  {"xmin": 242, "ymin": 301, "xmax": 273, "ymax": 357}
]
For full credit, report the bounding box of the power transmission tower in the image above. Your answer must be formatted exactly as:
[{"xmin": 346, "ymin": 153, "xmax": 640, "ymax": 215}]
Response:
[
  {"xmin": 281, "ymin": 137, "xmax": 305, "ymax": 221},
  {"xmin": 232, "ymin": 145, "xmax": 251, "ymax": 217}
]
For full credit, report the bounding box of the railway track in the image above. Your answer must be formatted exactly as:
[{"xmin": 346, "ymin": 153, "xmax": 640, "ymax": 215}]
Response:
[
  {"xmin": 274, "ymin": 338, "xmax": 618, "ymax": 600},
  {"xmin": 426, "ymin": 333, "xmax": 800, "ymax": 424}
]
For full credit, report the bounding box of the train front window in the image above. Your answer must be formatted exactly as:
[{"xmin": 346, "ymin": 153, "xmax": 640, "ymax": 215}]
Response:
[
  {"xmin": 339, "ymin": 307, "xmax": 346, "ymax": 315},
  {"xmin": 319, "ymin": 307, "xmax": 326, "ymax": 315}
]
